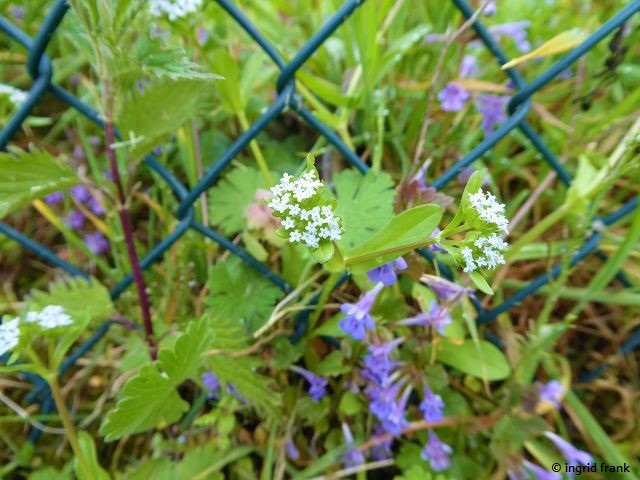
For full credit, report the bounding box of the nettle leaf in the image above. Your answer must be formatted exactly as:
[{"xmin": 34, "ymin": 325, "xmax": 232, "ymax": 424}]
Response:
[
  {"xmin": 0, "ymin": 147, "xmax": 78, "ymax": 218},
  {"xmin": 209, "ymin": 166, "xmax": 266, "ymax": 235},
  {"xmin": 334, "ymin": 169, "xmax": 395, "ymax": 251},
  {"xmin": 205, "ymin": 257, "xmax": 283, "ymax": 333},
  {"xmin": 209, "ymin": 356, "xmax": 281, "ymax": 420},
  {"xmin": 100, "ymin": 318, "xmax": 213, "ymax": 441},
  {"xmin": 436, "ymin": 339, "xmax": 511, "ymax": 381},
  {"xmin": 118, "ymin": 78, "xmax": 215, "ymax": 159}
]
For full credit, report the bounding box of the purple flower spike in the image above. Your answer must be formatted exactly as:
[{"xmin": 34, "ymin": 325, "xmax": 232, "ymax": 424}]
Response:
[
  {"xmin": 290, "ymin": 366, "xmax": 328, "ymax": 402},
  {"xmin": 71, "ymin": 185, "xmax": 92, "ymax": 203},
  {"xmin": 421, "ymin": 430, "xmax": 452, "ymax": 472},
  {"xmin": 539, "ymin": 380, "xmax": 564, "ymax": 409},
  {"xmin": 475, "ymin": 94, "xmax": 510, "ymax": 136},
  {"xmin": 44, "ymin": 191, "xmax": 64, "ymax": 205},
  {"xmin": 65, "ymin": 210, "xmax": 86, "ymax": 230},
  {"xmin": 420, "ymin": 385, "xmax": 445, "ymax": 423},
  {"xmin": 523, "ymin": 461, "xmax": 562, "ymax": 480},
  {"xmin": 286, "ymin": 439, "xmax": 300, "ymax": 461},
  {"xmin": 459, "ymin": 55, "xmax": 478, "ymax": 78},
  {"xmin": 362, "ymin": 337, "xmax": 403, "ymax": 384},
  {"xmin": 544, "ymin": 432, "xmax": 593, "ymax": 467},
  {"xmin": 84, "ymin": 232, "xmax": 109, "ymax": 255},
  {"xmin": 379, "ymin": 385, "xmax": 411, "ymax": 436},
  {"xmin": 367, "ymin": 257, "xmax": 408, "ymax": 286},
  {"xmin": 438, "ymin": 82, "xmax": 471, "ymax": 112},
  {"xmin": 341, "ymin": 423, "xmax": 365, "ymax": 468},
  {"xmin": 339, "ymin": 282, "xmax": 384, "ymax": 340},
  {"xmin": 421, "ymin": 274, "xmax": 474, "ymax": 303},
  {"xmin": 366, "ymin": 379, "xmax": 404, "ymax": 421},
  {"xmin": 87, "ymin": 196, "xmax": 105, "ymax": 216},
  {"xmin": 201, "ymin": 372, "xmax": 221, "ymax": 398}
]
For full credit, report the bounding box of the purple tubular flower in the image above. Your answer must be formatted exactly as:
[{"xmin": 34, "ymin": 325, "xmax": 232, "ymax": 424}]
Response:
[
  {"xmin": 361, "ymin": 337, "xmax": 403, "ymax": 384},
  {"xmin": 421, "ymin": 274, "xmax": 474, "ymax": 304},
  {"xmin": 197, "ymin": 27, "xmax": 209, "ymax": 46},
  {"xmin": 341, "ymin": 423, "xmax": 365, "ymax": 468},
  {"xmin": 227, "ymin": 383, "xmax": 247, "ymax": 404},
  {"xmin": 153, "ymin": 146, "xmax": 163, "ymax": 156},
  {"xmin": 71, "ymin": 185, "xmax": 92, "ymax": 203},
  {"xmin": 73, "ymin": 145, "xmax": 85, "ymax": 160},
  {"xmin": 424, "ymin": 32, "xmax": 447, "ymax": 44},
  {"xmin": 539, "ymin": 380, "xmax": 564, "ymax": 409},
  {"xmin": 44, "ymin": 191, "xmax": 64, "ymax": 205},
  {"xmin": 428, "ymin": 228, "xmax": 446, "ymax": 253},
  {"xmin": 84, "ymin": 232, "xmax": 109, "ymax": 255},
  {"xmin": 286, "ymin": 439, "xmax": 300, "ymax": 461},
  {"xmin": 420, "ymin": 386, "xmax": 445, "ymax": 423},
  {"xmin": 65, "ymin": 210, "xmax": 86, "ymax": 230},
  {"xmin": 379, "ymin": 385, "xmax": 411, "ymax": 436},
  {"xmin": 483, "ymin": 0, "xmax": 496, "ymax": 16},
  {"xmin": 201, "ymin": 372, "xmax": 221, "ymax": 398},
  {"xmin": 366, "ymin": 379, "xmax": 403, "ymax": 420},
  {"xmin": 290, "ymin": 366, "xmax": 328, "ymax": 402},
  {"xmin": 421, "ymin": 430, "xmax": 452, "ymax": 472},
  {"xmin": 489, "ymin": 21, "xmax": 531, "ymax": 53},
  {"xmin": 523, "ymin": 461, "xmax": 562, "ymax": 480},
  {"xmin": 438, "ymin": 82, "xmax": 471, "ymax": 112},
  {"xmin": 370, "ymin": 425, "xmax": 393, "ymax": 460},
  {"xmin": 9, "ymin": 6, "xmax": 25, "ymax": 21},
  {"xmin": 475, "ymin": 94, "xmax": 510, "ymax": 136},
  {"xmin": 86, "ymin": 196, "xmax": 105, "ymax": 216},
  {"xmin": 339, "ymin": 282, "xmax": 384, "ymax": 340},
  {"xmin": 459, "ymin": 55, "xmax": 478, "ymax": 78},
  {"xmin": 544, "ymin": 432, "xmax": 593, "ymax": 467},
  {"xmin": 367, "ymin": 257, "xmax": 408, "ymax": 286},
  {"xmin": 398, "ymin": 301, "xmax": 452, "ymax": 335}
]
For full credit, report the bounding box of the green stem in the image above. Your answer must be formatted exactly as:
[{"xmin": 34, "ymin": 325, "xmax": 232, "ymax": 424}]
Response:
[
  {"xmin": 507, "ymin": 205, "xmax": 568, "ymax": 260},
  {"xmin": 345, "ymin": 239, "xmax": 435, "ymax": 266},
  {"xmin": 237, "ymin": 110, "xmax": 273, "ymax": 186},
  {"xmin": 49, "ymin": 378, "xmax": 92, "ymax": 480}
]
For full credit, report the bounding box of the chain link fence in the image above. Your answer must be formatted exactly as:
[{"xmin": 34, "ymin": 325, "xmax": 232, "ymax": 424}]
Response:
[{"xmin": 1, "ymin": 0, "xmax": 639, "ymax": 443}]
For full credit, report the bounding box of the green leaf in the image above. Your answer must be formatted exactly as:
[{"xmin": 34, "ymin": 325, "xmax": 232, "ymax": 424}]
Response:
[
  {"xmin": 339, "ymin": 391, "xmax": 363, "ymax": 415},
  {"xmin": 209, "ymin": 356, "xmax": 281, "ymax": 420},
  {"xmin": 316, "ymin": 350, "xmax": 351, "ymax": 376},
  {"xmin": 436, "ymin": 339, "xmax": 511, "ymax": 381},
  {"xmin": 469, "ymin": 271, "xmax": 494, "ymax": 295},
  {"xmin": 118, "ymin": 78, "xmax": 215, "ymax": 159},
  {"xmin": 345, "ymin": 204, "xmax": 443, "ymax": 274},
  {"xmin": 75, "ymin": 432, "xmax": 111, "ymax": 480},
  {"xmin": 334, "ymin": 169, "xmax": 395, "ymax": 251},
  {"xmin": 205, "ymin": 257, "xmax": 283, "ymax": 333},
  {"xmin": 28, "ymin": 467, "xmax": 72, "ymax": 480},
  {"xmin": 209, "ymin": 166, "xmax": 267, "ymax": 235},
  {"xmin": 0, "ymin": 147, "xmax": 78, "ymax": 218},
  {"xmin": 502, "ymin": 29, "xmax": 587, "ymax": 69},
  {"xmin": 100, "ymin": 318, "xmax": 213, "ymax": 441}
]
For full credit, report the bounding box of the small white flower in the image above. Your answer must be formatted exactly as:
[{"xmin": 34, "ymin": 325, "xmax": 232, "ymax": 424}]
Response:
[
  {"xmin": 24, "ymin": 305, "xmax": 73, "ymax": 329},
  {"xmin": 0, "ymin": 318, "xmax": 20, "ymax": 356},
  {"xmin": 461, "ymin": 234, "xmax": 508, "ymax": 272},
  {"xmin": 469, "ymin": 189, "xmax": 509, "ymax": 233},
  {"xmin": 149, "ymin": 0, "xmax": 203, "ymax": 20},
  {"xmin": 460, "ymin": 247, "xmax": 476, "ymax": 272},
  {"xmin": 0, "ymin": 84, "xmax": 27, "ymax": 106},
  {"xmin": 281, "ymin": 217, "xmax": 296, "ymax": 230},
  {"xmin": 289, "ymin": 230, "xmax": 303, "ymax": 243}
]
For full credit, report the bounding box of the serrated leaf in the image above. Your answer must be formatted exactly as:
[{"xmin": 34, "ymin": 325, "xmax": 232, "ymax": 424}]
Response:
[
  {"xmin": 118, "ymin": 78, "xmax": 215, "ymax": 159},
  {"xmin": 205, "ymin": 257, "xmax": 283, "ymax": 333},
  {"xmin": 100, "ymin": 318, "xmax": 213, "ymax": 441},
  {"xmin": 209, "ymin": 356, "xmax": 280, "ymax": 420},
  {"xmin": 334, "ymin": 169, "xmax": 395, "ymax": 251},
  {"xmin": 209, "ymin": 166, "xmax": 267, "ymax": 235},
  {"xmin": 0, "ymin": 147, "xmax": 78, "ymax": 218},
  {"xmin": 436, "ymin": 339, "xmax": 511, "ymax": 381}
]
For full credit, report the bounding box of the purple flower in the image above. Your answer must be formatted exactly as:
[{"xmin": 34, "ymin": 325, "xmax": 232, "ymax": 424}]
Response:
[
  {"xmin": 420, "ymin": 386, "xmax": 445, "ymax": 423},
  {"xmin": 424, "ymin": 32, "xmax": 447, "ymax": 44},
  {"xmin": 65, "ymin": 210, "xmax": 86, "ymax": 230},
  {"xmin": 475, "ymin": 94, "xmax": 510, "ymax": 136},
  {"xmin": 538, "ymin": 380, "xmax": 564, "ymax": 409},
  {"xmin": 84, "ymin": 232, "xmax": 109, "ymax": 255},
  {"xmin": 341, "ymin": 423, "xmax": 365, "ymax": 468},
  {"xmin": 421, "ymin": 430, "xmax": 452, "ymax": 472},
  {"xmin": 71, "ymin": 185, "xmax": 92, "ymax": 203},
  {"xmin": 197, "ymin": 27, "xmax": 209, "ymax": 46},
  {"xmin": 367, "ymin": 257, "xmax": 408, "ymax": 286},
  {"xmin": 370, "ymin": 425, "xmax": 393, "ymax": 460},
  {"xmin": 489, "ymin": 21, "xmax": 531, "ymax": 53},
  {"xmin": 290, "ymin": 366, "xmax": 328, "ymax": 402},
  {"xmin": 428, "ymin": 228, "xmax": 446, "ymax": 253},
  {"xmin": 483, "ymin": 0, "xmax": 496, "ymax": 16},
  {"xmin": 153, "ymin": 146, "xmax": 163, "ymax": 156},
  {"xmin": 88, "ymin": 136, "xmax": 101, "ymax": 146},
  {"xmin": 339, "ymin": 282, "xmax": 384, "ymax": 340},
  {"xmin": 9, "ymin": 6, "xmax": 25, "ymax": 21},
  {"xmin": 86, "ymin": 196, "xmax": 105, "ymax": 216},
  {"xmin": 73, "ymin": 145, "xmax": 85, "ymax": 160},
  {"xmin": 523, "ymin": 461, "xmax": 562, "ymax": 480},
  {"xmin": 361, "ymin": 338, "xmax": 403, "ymax": 384},
  {"xmin": 44, "ymin": 191, "xmax": 64, "ymax": 205},
  {"xmin": 379, "ymin": 385, "xmax": 411, "ymax": 436},
  {"xmin": 438, "ymin": 82, "xmax": 471, "ymax": 112},
  {"xmin": 201, "ymin": 372, "xmax": 221, "ymax": 398},
  {"xmin": 366, "ymin": 379, "xmax": 403, "ymax": 420},
  {"xmin": 286, "ymin": 439, "xmax": 300, "ymax": 460},
  {"xmin": 421, "ymin": 275, "xmax": 474, "ymax": 304},
  {"xmin": 227, "ymin": 383, "xmax": 247, "ymax": 404},
  {"xmin": 398, "ymin": 301, "xmax": 452, "ymax": 335},
  {"xmin": 544, "ymin": 432, "xmax": 592, "ymax": 467},
  {"xmin": 459, "ymin": 55, "xmax": 478, "ymax": 78}
]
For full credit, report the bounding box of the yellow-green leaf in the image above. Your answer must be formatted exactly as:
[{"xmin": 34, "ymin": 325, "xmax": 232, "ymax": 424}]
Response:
[{"xmin": 502, "ymin": 29, "xmax": 587, "ymax": 69}]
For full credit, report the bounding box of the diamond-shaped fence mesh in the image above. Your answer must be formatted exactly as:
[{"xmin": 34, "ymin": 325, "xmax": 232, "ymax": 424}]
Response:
[{"xmin": 1, "ymin": 0, "xmax": 639, "ymax": 443}]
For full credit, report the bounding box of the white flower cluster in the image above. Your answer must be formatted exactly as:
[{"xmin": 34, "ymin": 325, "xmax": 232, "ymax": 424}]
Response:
[
  {"xmin": 0, "ymin": 305, "xmax": 73, "ymax": 356},
  {"xmin": 460, "ymin": 233, "xmax": 508, "ymax": 272},
  {"xmin": 268, "ymin": 171, "xmax": 342, "ymax": 249},
  {"xmin": 0, "ymin": 83, "xmax": 27, "ymax": 106},
  {"xmin": 149, "ymin": 0, "xmax": 203, "ymax": 20},
  {"xmin": 469, "ymin": 189, "xmax": 509, "ymax": 233}
]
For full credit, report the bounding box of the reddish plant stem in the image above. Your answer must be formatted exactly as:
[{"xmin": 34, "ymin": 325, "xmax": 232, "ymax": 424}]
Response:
[{"xmin": 103, "ymin": 110, "xmax": 156, "ymax": 359}]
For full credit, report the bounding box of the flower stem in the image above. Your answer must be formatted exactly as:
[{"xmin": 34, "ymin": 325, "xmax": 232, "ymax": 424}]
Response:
[{"xmin": 49, "ymin": 378, "xmax": 92, "ymax": 479}]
